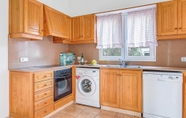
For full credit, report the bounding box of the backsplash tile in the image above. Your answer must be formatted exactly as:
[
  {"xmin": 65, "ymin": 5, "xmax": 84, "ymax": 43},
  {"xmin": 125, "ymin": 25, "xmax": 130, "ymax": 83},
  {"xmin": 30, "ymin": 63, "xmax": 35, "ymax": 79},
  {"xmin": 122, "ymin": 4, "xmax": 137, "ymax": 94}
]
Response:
[
  {"xmin": 69, "ymin": 39, "xmax": 186, "ymax": 67},
  {"xmin": 9, "ymin": 37, "xmax": 186, "ymax": 68},
  {"xmin": 9, "ymin": 36, "xmax": 68, "ymax": 69}
]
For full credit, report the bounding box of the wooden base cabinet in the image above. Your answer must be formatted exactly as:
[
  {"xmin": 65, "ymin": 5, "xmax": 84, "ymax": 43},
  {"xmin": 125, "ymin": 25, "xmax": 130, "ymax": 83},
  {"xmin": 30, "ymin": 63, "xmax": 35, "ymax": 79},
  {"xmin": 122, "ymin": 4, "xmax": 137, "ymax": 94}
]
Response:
[
  {"xmin": 100, "ymin": 69, "xmax": 142, "ymax": 112},
  {"xmin": 10, "ymin": 72, "xmax": 34, "ymax": 118},
  {"xmin": 9, "ymin": 0, "xmax": 44, "ymax": 40},
  {"xmin": 100, "ymin": 69, "xmax": 120, "ymax": 108},
  {"xmin": 10, "ymin": 70, "xmax": 54, "ymax": 118},
  {"xmin": 157, "ymin": 0, "xmax": 186, "ymax": 40},
  {"xmin": 119, "ymin": 70, "xmax": 142, "ymax": 112}
]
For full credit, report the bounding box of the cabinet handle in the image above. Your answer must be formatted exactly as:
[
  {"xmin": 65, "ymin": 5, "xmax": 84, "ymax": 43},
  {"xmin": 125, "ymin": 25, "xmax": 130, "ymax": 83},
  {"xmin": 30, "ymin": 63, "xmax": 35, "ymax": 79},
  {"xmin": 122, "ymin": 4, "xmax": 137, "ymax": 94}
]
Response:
[
  {"xmin": 179, "ymin": 27, "xmax": 182, "ymax": 30},
  {"xmin": 44, "ymin": 102, "xmax": 47, "ymax": 104},
  {"xmin": 43, "ymin": 93, "xmax": 47, "ymax": 96},
  {"xmin": 43, "ymin": 84, "xmax": 47, "ymax": 87},
  {"xmin": 44, "ymin": 110, "xmax": 47, "ymax": 113},
  {"xmin": 175, "ymin": 28, "xmax": 178, "ymax": 30},
  {"xmin": 43, "ymin": 75, "xmax": 47, "ymax": 78}
]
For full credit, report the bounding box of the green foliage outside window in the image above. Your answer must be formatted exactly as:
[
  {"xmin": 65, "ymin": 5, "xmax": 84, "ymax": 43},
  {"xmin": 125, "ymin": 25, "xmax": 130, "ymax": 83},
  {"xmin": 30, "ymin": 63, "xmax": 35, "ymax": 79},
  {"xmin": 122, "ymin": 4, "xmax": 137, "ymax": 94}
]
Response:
[{"xmin": 103, "ymin": 48, "xmax": 121, "ymax": 56}]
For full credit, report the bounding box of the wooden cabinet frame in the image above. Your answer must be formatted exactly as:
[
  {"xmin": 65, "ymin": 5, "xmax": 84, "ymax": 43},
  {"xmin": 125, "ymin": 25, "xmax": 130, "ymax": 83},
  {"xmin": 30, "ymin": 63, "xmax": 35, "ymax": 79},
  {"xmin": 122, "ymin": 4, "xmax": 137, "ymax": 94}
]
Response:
[
  {"xmin": 63, "ymin": 14, "xmax": 97, "ymax": 44},
  {"xmin": 9, "ymin": 0, "xmax": 43, "ymax": 40},
  {"xmin": 157, "ymin": 0, "xmax": 186, "ymax": 40},
  {"xmin": 100, "ymin": 68, "xmax": 142, "ymax": 112}
]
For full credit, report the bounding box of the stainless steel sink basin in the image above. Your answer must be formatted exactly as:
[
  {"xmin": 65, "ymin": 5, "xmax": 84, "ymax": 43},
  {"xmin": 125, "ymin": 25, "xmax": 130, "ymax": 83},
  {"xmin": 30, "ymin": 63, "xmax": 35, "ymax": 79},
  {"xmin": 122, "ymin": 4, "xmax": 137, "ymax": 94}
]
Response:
[
  {"xmin": 104, "ymin": 65, "xmax": 141, "ymax": 68},
  {"xmin": 104, "ymin": 65, "xmax": 121, "ymax": 68},
  {"xmin": 125, "ymin": 65, "xmax": 141, "ymax": 68}
]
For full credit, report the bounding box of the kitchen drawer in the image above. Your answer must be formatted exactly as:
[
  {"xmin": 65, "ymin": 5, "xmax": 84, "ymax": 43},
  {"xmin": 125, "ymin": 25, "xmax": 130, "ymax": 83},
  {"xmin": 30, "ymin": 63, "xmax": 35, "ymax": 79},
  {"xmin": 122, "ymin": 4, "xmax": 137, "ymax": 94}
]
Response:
[
  {"xmin": 35, "ymin": 87, "xmax": 53, "ymax": 101},
  {"xmin": 35, "ymin": 79, "xmax": 53, "ymax": 92},
  {"xmin": 35, "ymin": 96, "xmax": 53, "ymax": 111},
  {"xmin": 34, "ymin": 71, "xmax": 53, "ymax": 82},
  {"xmin": 34, "ymin": 104, "xmax": 53, "ymax": 118}
]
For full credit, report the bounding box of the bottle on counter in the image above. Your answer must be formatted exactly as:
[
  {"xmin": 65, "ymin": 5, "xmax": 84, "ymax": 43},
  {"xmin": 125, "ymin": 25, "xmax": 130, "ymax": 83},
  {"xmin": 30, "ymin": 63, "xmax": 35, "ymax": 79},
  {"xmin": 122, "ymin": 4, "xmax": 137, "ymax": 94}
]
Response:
[{"xmin": 81, "ymin": 53, "xmax": 84, "ymax": 65}]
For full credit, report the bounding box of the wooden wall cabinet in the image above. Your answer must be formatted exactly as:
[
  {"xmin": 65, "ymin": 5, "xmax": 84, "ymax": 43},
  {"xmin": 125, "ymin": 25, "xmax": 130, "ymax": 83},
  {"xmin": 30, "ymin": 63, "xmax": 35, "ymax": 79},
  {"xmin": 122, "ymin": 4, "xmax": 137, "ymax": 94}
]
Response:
[
  {"xmin": 44, "ymin": 5, "xmax": 71, "ymax": 39},
  {"xmin": 100, "ymin": 69, "xmax": 142, "ymax": 112},
  {"xmin": 10, "ymin": 70, "xmax": 54, "ymax": 118},
  {"xmin": 63, "ymin": 14, "xmax": 97, "ymax": 44},
  {"xmin": 9, "ymin": 0, "xmax": 43, "ymax": 40},
  {"xmin": 157, "ymin": 0, "xmax": 186, "ymax": 40}
]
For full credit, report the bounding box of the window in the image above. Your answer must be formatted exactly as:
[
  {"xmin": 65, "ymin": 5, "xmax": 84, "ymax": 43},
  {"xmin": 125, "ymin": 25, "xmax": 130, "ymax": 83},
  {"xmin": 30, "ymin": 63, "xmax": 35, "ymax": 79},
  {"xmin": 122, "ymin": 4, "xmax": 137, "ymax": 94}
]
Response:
[
  {"xmin": 98, "ymin": 5, "xmax": 157, "ymax": 61},
  {"xmin": 99, "ymin": 48, "xmax": 124, "ymax": 60}
]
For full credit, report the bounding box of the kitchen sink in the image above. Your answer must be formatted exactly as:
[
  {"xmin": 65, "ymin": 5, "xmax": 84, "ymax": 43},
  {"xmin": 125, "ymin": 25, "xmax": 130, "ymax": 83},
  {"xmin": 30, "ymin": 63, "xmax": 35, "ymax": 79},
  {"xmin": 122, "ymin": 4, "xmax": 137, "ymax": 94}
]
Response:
[
  {"xmin": 104, "ymin": 65, "xmax": 141, "ymax": 68},
  {"xmin": 125, "ymin": 65, "xmax": 141, "ymax": 68}
]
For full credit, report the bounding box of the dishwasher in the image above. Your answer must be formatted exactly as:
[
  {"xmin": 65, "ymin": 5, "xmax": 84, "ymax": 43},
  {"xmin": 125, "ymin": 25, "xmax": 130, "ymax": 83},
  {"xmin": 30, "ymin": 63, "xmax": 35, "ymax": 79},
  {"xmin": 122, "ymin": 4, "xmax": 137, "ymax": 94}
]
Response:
[{"xmin": 143, "ymin": 71, "xmax": 183, "ymax": 118}]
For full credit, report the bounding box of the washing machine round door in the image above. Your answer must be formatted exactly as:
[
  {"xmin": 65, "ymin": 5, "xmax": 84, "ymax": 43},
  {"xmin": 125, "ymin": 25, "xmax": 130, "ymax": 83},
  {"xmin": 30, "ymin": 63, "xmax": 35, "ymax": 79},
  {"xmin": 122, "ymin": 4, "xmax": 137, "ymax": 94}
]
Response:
[{"xmin": 78, "ymin": 76, "xmax": 96, "ymax": 96}]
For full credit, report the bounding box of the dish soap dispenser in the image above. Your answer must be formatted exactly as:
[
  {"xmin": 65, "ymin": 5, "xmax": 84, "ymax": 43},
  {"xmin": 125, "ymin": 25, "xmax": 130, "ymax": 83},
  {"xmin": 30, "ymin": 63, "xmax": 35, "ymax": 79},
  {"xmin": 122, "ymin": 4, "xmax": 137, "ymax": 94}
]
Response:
[{"xmin": 81, "ymin": 53, "xmax": 84, "ymax": 65}]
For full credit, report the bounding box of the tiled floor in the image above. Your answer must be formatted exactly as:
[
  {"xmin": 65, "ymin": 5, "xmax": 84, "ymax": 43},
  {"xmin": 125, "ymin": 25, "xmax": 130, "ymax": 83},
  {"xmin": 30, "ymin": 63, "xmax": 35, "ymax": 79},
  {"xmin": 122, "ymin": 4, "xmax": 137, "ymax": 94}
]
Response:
[{"xmin": 48, "ymin": 103, "xmax": 142, "ymax": 118}]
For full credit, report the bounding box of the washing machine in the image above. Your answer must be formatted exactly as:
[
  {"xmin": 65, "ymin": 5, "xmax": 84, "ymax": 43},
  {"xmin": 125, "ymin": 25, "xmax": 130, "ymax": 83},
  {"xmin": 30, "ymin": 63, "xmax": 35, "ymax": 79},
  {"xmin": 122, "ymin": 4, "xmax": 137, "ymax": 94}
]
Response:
[{"xmin": 76, "ymin": 68, "xmax": 100, "ymax": 108}]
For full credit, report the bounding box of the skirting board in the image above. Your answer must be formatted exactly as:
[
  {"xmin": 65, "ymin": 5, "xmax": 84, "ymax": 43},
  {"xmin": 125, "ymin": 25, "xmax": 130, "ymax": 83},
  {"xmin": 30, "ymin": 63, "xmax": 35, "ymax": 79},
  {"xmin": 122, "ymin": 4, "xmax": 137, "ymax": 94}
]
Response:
[
  {"xmin": 101, "ymin": 106, "xmax": 141, "ymax": 117},
  {"xmin": 44, "ymin": 101, "xmax": 74, "ymax": 118}
]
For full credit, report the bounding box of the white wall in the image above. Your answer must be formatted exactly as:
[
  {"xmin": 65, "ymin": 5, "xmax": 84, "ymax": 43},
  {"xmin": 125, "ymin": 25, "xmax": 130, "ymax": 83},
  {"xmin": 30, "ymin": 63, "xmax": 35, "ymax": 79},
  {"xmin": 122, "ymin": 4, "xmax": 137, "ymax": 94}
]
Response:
[
  {"xmin": 0, "ymin": 0, "xmax": 9, "ymax": 117},
  {"xmin": 39, "ymin": 0, "xmax": 170, "ymax": 16},
  {"xmin": 68, "ymin": 0, "xmax": 170, "ymax": 16},
  {"xmin": 39, "ymin": 0, "xmax": 70, "ymax": 15}
]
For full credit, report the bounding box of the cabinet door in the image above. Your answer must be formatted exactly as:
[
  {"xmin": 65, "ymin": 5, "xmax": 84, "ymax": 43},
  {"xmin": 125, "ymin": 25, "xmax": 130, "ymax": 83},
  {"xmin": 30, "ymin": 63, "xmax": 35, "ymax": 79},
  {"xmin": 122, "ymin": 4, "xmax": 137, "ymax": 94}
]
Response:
[
  {"xmin": 82, "ymin": 14, "xmax": 95, "ymax": 40},
  {"xmin": 44, "ymin": 6, "xmax": 70, "ymax": 38},
  {"xmin": 157, "ymin": 1, "xmax": 178, "ymax": 35},
  {"xmin": 62, "ymin": 15, "xmax": 71, "ymax": 40},
  {"xmin": 119, "ymin": 70, "xmax": 142, "ymax": 112},
  {"xmin": 10, "ymin": 72, "xmax": 34, "ymax": 118},
  {"xmin": 178, "ymin": 0, "xmax": 186, "ymax": 34},
  {"xmin": 100, "ymin": 69, "xmax": 120, "ymax": 108},
  {"xmin": 24, "ymin": 0, "xmax": 43, "ymax": 36},
  {"xmin": 72, "ymin": 17, "xmax": 82, "ymax": 41}
]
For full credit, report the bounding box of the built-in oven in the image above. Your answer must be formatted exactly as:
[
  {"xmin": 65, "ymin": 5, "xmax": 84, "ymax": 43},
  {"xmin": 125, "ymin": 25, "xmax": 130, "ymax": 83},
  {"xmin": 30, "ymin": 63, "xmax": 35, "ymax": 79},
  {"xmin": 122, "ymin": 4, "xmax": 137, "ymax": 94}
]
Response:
[{"xmin": 54, "ymin": 68, "xmax": 72, "ymax": 101}]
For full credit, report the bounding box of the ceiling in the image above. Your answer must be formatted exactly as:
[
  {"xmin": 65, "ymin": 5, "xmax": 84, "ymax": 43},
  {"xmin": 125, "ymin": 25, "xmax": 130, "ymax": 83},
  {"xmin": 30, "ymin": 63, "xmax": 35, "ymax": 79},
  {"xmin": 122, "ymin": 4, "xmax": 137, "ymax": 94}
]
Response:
[{"xmin": 39, "ymin": 0, "xmax": 170, "ymax": 17}]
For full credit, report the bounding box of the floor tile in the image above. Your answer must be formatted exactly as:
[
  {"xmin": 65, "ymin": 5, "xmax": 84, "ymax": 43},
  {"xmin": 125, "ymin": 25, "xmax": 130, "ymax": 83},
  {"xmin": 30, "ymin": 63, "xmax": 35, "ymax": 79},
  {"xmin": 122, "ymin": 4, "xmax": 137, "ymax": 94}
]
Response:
[
  {"xmin": 84, "ymin": 106, "xmax": 101, "ymax": 115},
  {"xmin": 55, "ymin": 113, "xmax": 74, "ymax": 118},
  {"xmin": 61, "ymin": 106, "xmax": 83, "ymax": 117},
  {"xmin": 95, "ymin": 113, "xmax": 115, "ymax": 118},
  {"xmin": 48, "ymin": 114, "xmax": 59, "ymax": 118},
  {"xmin": 75, "ymin": 110, "xmax": 97, "ymax": 118},
  {"xmin": 70, "ymin": 103, "xmax": 90, "ymax": 110},
  {"xmin": 8, "ymin": 104, "xmax": 142, "ymax": 118}
]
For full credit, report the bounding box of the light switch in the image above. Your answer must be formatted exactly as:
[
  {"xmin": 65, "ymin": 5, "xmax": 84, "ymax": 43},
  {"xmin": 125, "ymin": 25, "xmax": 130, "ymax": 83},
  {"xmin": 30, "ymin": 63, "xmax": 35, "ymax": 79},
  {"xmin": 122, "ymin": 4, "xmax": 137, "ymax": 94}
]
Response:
[
  {"xmin": 20, "ymin": 57, "xmax": 28, "ymax": 62},
  {"xmin": 181, "ymin": 57, "xmax": 186, "ymax": 62}
]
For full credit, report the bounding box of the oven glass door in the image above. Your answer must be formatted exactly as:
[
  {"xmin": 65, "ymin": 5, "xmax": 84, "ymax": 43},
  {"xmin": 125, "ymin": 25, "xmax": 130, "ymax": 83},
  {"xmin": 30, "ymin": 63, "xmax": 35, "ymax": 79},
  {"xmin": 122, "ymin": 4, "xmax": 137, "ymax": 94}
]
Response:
[{"xmin": 54, "ymin": 75, "xmax": 72, "ymax": 101}]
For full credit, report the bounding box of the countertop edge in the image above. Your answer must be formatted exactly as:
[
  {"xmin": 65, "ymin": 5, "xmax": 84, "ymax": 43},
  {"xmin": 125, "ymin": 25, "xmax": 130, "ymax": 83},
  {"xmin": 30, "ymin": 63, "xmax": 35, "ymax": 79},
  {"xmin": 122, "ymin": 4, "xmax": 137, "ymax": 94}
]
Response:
[{"xmin": 9, "ymin": 64, "xmax": 186, "ymax": 73}]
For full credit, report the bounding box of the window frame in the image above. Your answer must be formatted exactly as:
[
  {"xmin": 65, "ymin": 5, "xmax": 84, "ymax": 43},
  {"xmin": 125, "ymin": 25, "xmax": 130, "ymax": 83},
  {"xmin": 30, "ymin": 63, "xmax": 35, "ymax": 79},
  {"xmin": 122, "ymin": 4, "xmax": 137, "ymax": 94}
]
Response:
[
  {"xmin": 122, "ymin": 12, "xmax": 156, "ymax": 61},
  {"xmin": 99, "ymin": 48, "xmax": 124, "ymax": 61},
  {"xmin": 98, "ymin": 5, "xmax": 156, "ymax": 61}
]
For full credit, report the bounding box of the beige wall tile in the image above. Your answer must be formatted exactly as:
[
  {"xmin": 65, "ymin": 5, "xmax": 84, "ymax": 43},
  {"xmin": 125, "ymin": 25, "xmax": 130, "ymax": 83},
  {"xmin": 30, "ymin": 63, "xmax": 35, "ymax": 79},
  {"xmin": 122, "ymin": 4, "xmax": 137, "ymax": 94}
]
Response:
[
  {"xmin": 8, "ymin": 37, "xmax": 68, "ymax": 68},
  {"xmin": 69, "ymin": 40, "xmax": 186, "ymax": 67}
]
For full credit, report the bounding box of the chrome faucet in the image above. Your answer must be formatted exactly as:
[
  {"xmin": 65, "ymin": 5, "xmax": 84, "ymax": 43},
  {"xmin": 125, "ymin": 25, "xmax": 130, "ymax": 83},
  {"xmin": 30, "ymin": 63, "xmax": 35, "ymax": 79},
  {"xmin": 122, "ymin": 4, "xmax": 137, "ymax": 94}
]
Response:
[{"xmin": 119, "ymin": 59, "xmax": 126, "ymax": 67}]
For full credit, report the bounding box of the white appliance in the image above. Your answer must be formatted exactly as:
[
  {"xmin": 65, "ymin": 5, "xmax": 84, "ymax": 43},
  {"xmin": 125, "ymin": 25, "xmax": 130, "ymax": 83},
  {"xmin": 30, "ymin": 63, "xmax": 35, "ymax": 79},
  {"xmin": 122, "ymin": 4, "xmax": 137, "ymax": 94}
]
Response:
[
  {"xmin": 76, "ymin": 68, "xmax": 100, "ymax": 108},
  {"xmin": 143, "ymin": 71, "xmax": 183, "ymax": 118}
]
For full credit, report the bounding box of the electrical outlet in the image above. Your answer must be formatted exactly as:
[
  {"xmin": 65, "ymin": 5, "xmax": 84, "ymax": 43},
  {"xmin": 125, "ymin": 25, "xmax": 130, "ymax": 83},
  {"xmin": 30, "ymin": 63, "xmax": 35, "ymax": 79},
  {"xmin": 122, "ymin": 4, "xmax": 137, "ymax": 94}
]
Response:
[
  {"xmin": 20, "ymin": 57, "xmax": 28, "ymax": 62},
  {"xmin": 181, "ymin": 57, "xmax": 186, "ymax": 62}
]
